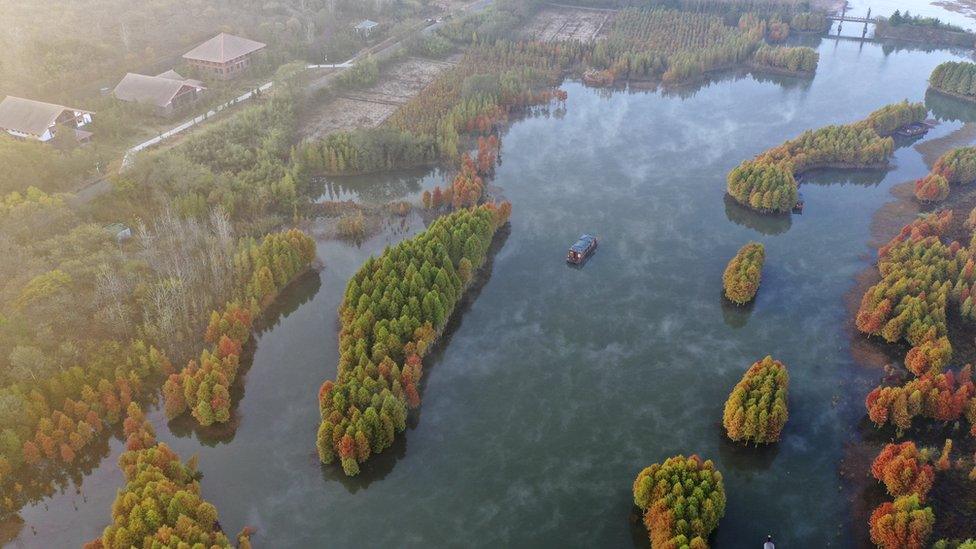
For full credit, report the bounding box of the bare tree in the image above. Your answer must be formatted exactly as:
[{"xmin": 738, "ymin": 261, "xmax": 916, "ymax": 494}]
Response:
[
  {"xmin": 95, "ymin": 265, "xmax": 134, "ymax": 339},
  {"xmin": 136, "ymin": 207, "xmax": 238, "ymax": 361}
]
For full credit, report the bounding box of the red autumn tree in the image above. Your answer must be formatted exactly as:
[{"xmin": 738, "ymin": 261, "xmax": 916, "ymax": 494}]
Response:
[
  {"xmin": 904, "ymin": 336, "xmax": 951, "ymax": 377},
  {"xmin": 914, "ymin": 174, "xmax": 949, "ymax": 202},
  {"xmin": 871, "ymin": 442, "xmax": 934, "ymax": 500},
  {"xmin": 935, "ymin": 439, "xmax": 952, "ymax": 472}
]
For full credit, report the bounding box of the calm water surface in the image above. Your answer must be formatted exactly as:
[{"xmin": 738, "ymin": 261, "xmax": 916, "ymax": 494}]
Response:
[{"xmin": 8, "ymin": 37, "xmax": 976, "ymax": 548}]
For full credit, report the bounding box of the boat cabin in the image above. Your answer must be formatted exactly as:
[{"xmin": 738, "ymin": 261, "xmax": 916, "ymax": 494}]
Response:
[
  {"xmin": 567, "ymin": 234, "xmax": 598, "ymax": 264},
  {"xmin": 895, "ymin": 122, "xmax": 930, "ymax": 138}
]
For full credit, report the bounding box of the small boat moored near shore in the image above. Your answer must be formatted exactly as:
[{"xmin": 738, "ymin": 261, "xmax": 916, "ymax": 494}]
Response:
[
  {"xmin": 567, "ymin": 234, "xmax": 598, "ymax": 264},
  {"xmin": 793, "ymin": 192, "xmax": 804, "ymax": 214},
  {"xmin": 894, "ymin": 121, "xmax": 933, "ymax": 138}
]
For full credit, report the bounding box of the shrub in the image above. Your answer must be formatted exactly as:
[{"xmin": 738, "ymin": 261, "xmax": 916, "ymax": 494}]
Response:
[
  {"xmin": 337, "ymin": 211, "xmax": 367, "ymax": 240},
  {"xmin": 335, "ymin": 55, "xmax": 379, "ymax": 89}
]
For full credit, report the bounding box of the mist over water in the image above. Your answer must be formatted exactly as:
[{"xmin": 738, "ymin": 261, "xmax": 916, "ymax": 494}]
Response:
[{"xmin": 8, "ymin": 36, "xmax": 974, "ymax": 549}]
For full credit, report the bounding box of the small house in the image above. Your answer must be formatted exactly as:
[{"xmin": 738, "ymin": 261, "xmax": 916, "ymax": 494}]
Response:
[
  {"xmin": 112, "ymin": 72, "xmax": 206, "ymax": 117},
  {"xmin": 355, "ymin": 20, "xmax": 379, "ymax": 39},
  {"xmin": 182, "ymin": 33, "xmax": 267, "ymax": 80},
  {"xmin": 0, "ymin": 96, "xmax": 93, "ymax": 143}
]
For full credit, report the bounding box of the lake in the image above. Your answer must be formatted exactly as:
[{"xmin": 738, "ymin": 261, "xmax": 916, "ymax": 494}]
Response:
[{"xmin": 7, "ymin": 34, "xmax": 975, "ymax": 549}]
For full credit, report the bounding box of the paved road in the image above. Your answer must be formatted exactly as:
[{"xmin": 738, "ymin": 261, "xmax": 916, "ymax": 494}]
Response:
[{"xmin": 121, "ymin": 81, "xmax": 275, "ymax": 168}]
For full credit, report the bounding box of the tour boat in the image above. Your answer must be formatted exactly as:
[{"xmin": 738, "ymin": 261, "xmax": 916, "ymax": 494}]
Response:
[
  {"xmin": 894, "ymin": 122, "xmax": 931, "ymax": 138},
  {"xmin": 567, "ymin": 234, "xmax": 598, "ymax": 264}
]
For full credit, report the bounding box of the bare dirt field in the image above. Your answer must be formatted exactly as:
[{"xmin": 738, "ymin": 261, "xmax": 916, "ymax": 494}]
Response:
[
  {"xmin": 935, "ymin": 0, "xmax": 976, "ymax": 23},
  {"xmin": 522, "ymin": 6, "xmax": 613, "ymax": 43},
  {"xmin": 301, "ymin": 56, "xmax": 459, "ymax": 140}
]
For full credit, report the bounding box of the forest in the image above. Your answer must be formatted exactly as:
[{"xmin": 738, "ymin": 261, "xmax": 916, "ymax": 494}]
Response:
[
  {"xmin": 162, "ymin": 229, "xmax": 316, "ymax": 427},
  {"xmin": 856, "ymin": 210, "xmax": 976, "ymax": 547},
  {"xmin": 914, "ymin": 147, "xmax": 976, "ymax": 203},
  {"xmin": 8, "ymin": 0, "xmax": 973, "ymax": 544},
  {"xmin": 423, "ymin": 137, "xmax": 500, "ymax": 211},
  {"xmin": 597, "ymin": 8, "xmax": 763, "ymax": 83},
  {"xmin": 82, "ymin": 404, "xmax": 249, "ymax": 548},
  {"xmin": 304, "ymin": 40, "xmax": 566, "ymax": 176},
  {"xmin": 302, "ymin": 5, "xmax": 833, "ymax": 180},
  {"xmin": 722, "ymin": 356, "xmax": 788, "ymax": 444},
  {"xmin": 866, "ymin": 439, "xmax": 968, "ymax": 549},
  {"xmin": 727, "ymin": 102, "xmax": 924, "ymax": 213},
  {"xmin": 722, "ymin": 242, "xmax": 765, "ymax": 304},
  {"xmin": 316, "ymin": 203, "xmax": 511, "ymax": 476},
  {"xmin": 0, "ymin": 137, "xmax": 101, "ymax": 195},
  {"xmin": 789, "ymin": 11, "xmax": 828, "ymax": 32},
  {"xmin": 632, "ymin": 454, "xmax": 726, "ymax": 548},
  {"xmin": 930, "ymin": 61, "xmax": 976, "ymax": 102},
  {"xmin": 0, "ymin": 64, "xmax": 325, "ymax": 521}
]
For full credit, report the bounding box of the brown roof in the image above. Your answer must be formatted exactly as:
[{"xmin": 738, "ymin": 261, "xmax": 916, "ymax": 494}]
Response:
[
  {"xmin": 182, "ymin": 33, "xmax": 266, "ymax": 64},
  {"xmin": 157, "ymin": 70, "xmax": 205, "ymax": 89},
  {"xmin": 113, "ymin": 73, "xmax": 203, "ymax": 108},
  {"xmin": 0, "ymin": 96, "xmax": 91, "ymax": 137},
  {"xmin": 156, "ymin": 69, "xmax": 186, "ymax": 80}
]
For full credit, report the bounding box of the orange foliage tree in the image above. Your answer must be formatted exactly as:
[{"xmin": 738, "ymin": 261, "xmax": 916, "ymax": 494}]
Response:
[
  {"xmin": 869, "ymin": 494, "xmax": 934, "ymax": 549},
  {"xmin": 871, "ymin": 442, "xmax": 935, "ymax": 500},
  {"xmin": 865, "ymin": 367, "xmax": 976, "ymax": 434}
]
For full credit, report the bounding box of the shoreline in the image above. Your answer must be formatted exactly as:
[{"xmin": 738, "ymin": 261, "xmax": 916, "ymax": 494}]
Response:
[
  {"xmin": 744, "ymin": 61, "xmax": 815, "ymax": 78},
  {"xmin": 928, "ymin": 85, "xmax": 976, "ymax": 104},
  {"xmin": 795, "ymin": 161, "xmax": 890, "ymax": 178},
  {"xmin": 841, "ymin": 121, "xmax": 976, "ymax": 544}
]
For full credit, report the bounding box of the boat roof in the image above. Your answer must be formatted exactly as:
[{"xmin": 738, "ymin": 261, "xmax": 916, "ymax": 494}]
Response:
[{"xmin": 570, "ymin": 234, "xmax": 596, "ymax": 252}]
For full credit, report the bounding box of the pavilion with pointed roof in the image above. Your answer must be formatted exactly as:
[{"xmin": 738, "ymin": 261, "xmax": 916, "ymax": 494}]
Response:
[{"xmin": 182, "ymin": 33, "xmax": 267, "ymax": 80}]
